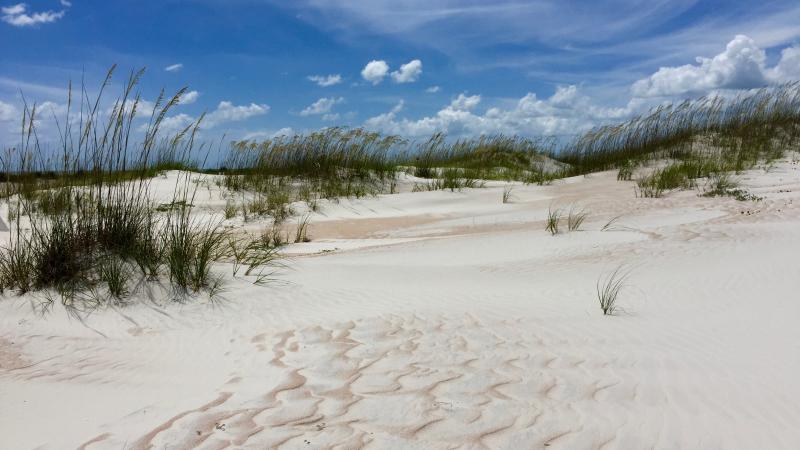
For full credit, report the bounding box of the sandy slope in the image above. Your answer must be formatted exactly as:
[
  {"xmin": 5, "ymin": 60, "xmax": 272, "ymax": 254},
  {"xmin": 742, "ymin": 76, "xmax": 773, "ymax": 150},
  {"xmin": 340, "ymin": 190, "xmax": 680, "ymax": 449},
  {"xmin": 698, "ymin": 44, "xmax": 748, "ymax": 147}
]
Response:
[{"xmin": 2, "ymin": 159, "xmax": 800, "ymax": 449}]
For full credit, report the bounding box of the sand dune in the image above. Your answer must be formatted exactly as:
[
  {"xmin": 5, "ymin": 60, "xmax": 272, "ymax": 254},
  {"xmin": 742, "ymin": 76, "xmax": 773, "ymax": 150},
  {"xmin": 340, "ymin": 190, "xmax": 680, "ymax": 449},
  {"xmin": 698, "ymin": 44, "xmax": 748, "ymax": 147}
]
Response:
[{"xmin": 2, "ymin": 159, "xmax": 800, "ymax": 449}]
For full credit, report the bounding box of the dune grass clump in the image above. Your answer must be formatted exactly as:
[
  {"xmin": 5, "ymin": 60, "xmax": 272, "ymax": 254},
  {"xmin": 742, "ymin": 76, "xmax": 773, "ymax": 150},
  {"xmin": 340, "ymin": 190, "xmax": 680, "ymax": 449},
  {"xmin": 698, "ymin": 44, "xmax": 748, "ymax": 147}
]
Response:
[
  {"xmin": 408, "ymin": 133, "xmax": 559, "ymax": 182},
  {"xmin": 567, "ymin": 205, "xmax": 588, "ymax": 231},
  {"xmin": 601, "ymin": 215, "xmax": 625, "ymax": 231},
  {"xmin": 502, "ymin": 186, "xmax": 514, "ymax": 203},
  {"xmin": 294, "ymin": 214, "xmax": 311, "ymax": 243},
  {"xmin": 223, "ymin": 127, "xmax": 404, "ymax": 212},
  {"xmin": 597, "ymin": 266, "xmax": 630, "ymax": 315},
  {"xmin": 702, "ymin": 173, "xmax": 762, "ymax": 201},
  {"xmin": 412, "ymin": 167, "xmax": 486, "ymax": 192},
  {"xmin": 559, "ymin": 84, "xmax": 800, "ymax": 177},
  {"xmin": 545, "ymin": 205, "xmax": 562, "ymax": 235},
  {"xmin": 0, "ymin": 67, "xmax": 280, "ymax": 310},
  {"xmin": 616, "ymin": 160, "xmax": 635, "ymax": 181}
]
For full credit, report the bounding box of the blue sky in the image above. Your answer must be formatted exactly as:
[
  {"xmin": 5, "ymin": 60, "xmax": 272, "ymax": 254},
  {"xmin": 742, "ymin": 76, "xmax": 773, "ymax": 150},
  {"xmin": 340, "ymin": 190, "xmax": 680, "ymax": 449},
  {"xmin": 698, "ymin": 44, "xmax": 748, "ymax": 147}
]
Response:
[{"xmin": 1, "ymin": 0, "xmax": 800, "ymax": 146}]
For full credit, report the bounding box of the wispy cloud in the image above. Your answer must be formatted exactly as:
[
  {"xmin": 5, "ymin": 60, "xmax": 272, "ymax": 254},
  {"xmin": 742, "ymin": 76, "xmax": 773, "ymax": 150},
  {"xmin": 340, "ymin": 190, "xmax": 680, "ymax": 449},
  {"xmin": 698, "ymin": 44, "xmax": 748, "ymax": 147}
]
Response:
[
  {"xmin": 425, "ymin": 86, "xmax": 440, "ymax": 93},
  {"xmin": 299, "ymin": 96, "xmax": 343, "ymax": 116},
  {"xmin": 165, "ymin": 63, "xmax": 183, "ymax": 73},
  {"xmin": 0, "ymin": 76, "xmax": 70, "ymax": 98},
  {"xmin": 276, "ymin": 1, "xmax": 800, "ymax": 85},
  {"xmin": 307, "ymin": 74, "xmax": 342, "ymax": 87},
  {"xmin": 2, "ymin": 2, "xmax": 67, "ymax": 27}
]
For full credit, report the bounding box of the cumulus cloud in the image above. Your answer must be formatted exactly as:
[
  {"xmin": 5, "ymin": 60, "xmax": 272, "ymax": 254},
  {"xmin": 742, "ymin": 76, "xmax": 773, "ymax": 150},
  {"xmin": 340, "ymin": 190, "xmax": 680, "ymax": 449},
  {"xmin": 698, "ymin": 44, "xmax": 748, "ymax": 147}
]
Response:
[
  {"xmin": 307, "ymin": 74, "xmax": 343, "ymax": 87},
  {"xmin": 144, "ymin": 100, "xmax": 269, "ymax": 134},
  {"xmin": 632, "ymin": 35, "xmax": 800, "ymax": 98},
  {"xmin": 361, "ymin": 60, "xmax": 389, "ymax": 84},
  {"xmin": 425, "ymin": 86, "xmax": 441, "ymax": 93},
  {"xmin": 165, "ymin": 63, "xmax": 183, "ymax": 73},
  {"xmin": 299, "ymin": 97, "xmax": 343, "ymax": 116},
  {"xmin": 179, "ymin": 90, "xmax": 200, "ymax": 105},
  {"xmin": 365, "ymin": 86, "xmax": 635, "ymax": 137},
  {"xmin": 0, "ymin": 99, "xmax": 75, "ymax": 144},
  {"xmin": 0, "ymin": 100, "xmax": 17, "ymax": 121},
  {"xmin": 204, "ymin": 101, "xmax": 269, "ymax": 127},
  {"xmin": 2, "ymin": 3, "xmax": 66, "ymax": 26},
  {"xmin": 449, "ymin": 93, "xmax": 481, "ymax": 111},
  {"xmin": 391, "ymin": 59, "xmax": 422, "ymax": 83},
  {"xmin": 156, "ymin": 113, "xmax": 195, "ymax": 134},
  {"xmin": 769, "ymin": 45, "xmax": 800, "ymax": 82}
]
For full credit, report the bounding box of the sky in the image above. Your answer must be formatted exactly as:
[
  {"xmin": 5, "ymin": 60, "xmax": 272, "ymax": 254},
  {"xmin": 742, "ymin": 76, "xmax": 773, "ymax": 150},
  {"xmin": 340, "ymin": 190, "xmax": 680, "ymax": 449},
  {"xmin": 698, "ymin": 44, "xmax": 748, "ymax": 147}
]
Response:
[{"xmin": 1, "ymin": 0, "xmax": 800, "ymax": 148}]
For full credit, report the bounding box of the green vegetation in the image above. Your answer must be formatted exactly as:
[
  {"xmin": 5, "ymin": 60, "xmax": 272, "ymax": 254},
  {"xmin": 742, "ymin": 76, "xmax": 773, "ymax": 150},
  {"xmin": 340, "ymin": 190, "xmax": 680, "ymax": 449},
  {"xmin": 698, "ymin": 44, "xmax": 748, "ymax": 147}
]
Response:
[
  {"xmin": 560, "ymin": 84, "xmax": 800, "ymax": 176},
  {"xmin": 223, "ymin": 127, "xmax": 403, "ymax": 203},
  {"xmin": 567, "ymin": 205, "xmax": 588, "ymax": 231},
  {"xmin": 597, "ymin": 266, "xmax": 630, "ymax": 315},
  {"xmin": 408, "ymin": 133, "xmax": 562, "ymax": 183},
  {"xmin": 412, "ymin": 167, "xmax": 486, "ymax": 192},
  {"xmin": 545, "ymin": 205, "xmax": 562, "ymax": 235},
  {"xmin": 0, "ymin": 67, "xmax": 280, "ymax": 312}
]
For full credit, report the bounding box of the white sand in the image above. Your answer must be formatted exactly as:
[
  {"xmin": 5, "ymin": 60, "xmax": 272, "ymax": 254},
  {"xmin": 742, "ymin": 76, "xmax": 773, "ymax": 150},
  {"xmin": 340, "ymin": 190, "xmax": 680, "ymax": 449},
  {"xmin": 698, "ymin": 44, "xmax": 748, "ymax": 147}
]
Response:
[{"xmin": 2, "ymin": 159, "xmax": 800, "ymax": 449}]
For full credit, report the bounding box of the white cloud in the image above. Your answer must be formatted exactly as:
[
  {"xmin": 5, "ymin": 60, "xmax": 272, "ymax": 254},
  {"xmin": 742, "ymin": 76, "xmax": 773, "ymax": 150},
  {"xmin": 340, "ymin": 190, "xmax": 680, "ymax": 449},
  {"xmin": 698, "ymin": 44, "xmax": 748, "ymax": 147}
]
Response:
[
  {"xmin": 60, "ymin": 0, "xmax": 71, "ymax": 6},
  {"xmin": 322, "ymin": 113, "xmax": 340, "ymax": 121},
  {"xmin": 155, "ymin": 113, "xmax": 195, "ymax": 134},
  {"xmin": 146, "ymin": 100, "xmax": 269, "ymax": 134},
  {"xmin": 179, "ymin": 90, "xmax": 199, "ymax": 105},
  {"xmin": 0, "ymin": 100, "xmax": 17, "ymax": 121},
  {"xmin": 2, "ymin": 3, "xmax": 66, "ymax": 26},
  {"xmin": 425, "ymin": 86, "xmax": 440, "ymax": 93},
  {"xmin": 242, "ymin": 127, "xmax": 295, "ymax": 140},
  {"xmin": 391, "ymin": 59, "xmax": 422, "ymax": 83},
  {"xmin": 0, "ymin": 100, "xmax": 74, "ymax": 143},
  {"xmin": 365, "ymin": 86, "xmax": 636, "ymax": 137},
  {"xmin": 299, "ymin": 97, "xmax": 343, "ymax": 116},
  {"xmin": 165, "ymin": 63, "xmax": 183, "ymax": 73},
  {"xmin": 107, "ymin": 99, "xmax": 156, "ymax": 119},
  {"xmin": 630, "ymin": 35, "xmax": 800, "ymax": 98},
  {"xmin": 769, "ymin": 45, "xmax": 800, "ymax": 83},
  {"xmin": 449, "ymin": 93, "xmax": 481, "ymax": 111},
  {"xmin": 361, "ymin": 60, "xmax": 389, "ymax": 84},
  {"xmin": 307, "ymin": 74, "xmax": 343, "ymax": 87},
  {"xmin": 204, "ymin": 101, "xmax": 269, "ymax": 127},
  {"xmin": 2, "ymin": 4, "xmax": 25, "ymax": 15}
]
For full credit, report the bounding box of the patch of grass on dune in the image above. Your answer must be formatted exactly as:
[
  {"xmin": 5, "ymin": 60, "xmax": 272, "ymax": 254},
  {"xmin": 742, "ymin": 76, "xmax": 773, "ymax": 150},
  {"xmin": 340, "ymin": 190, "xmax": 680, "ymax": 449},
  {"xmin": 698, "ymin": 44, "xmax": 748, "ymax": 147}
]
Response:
[
  {"xmin": 223, "ymin": 127, "xmax": 404, "ymax": 209},
  {"xmin": 0, "ymin": 66, "xmax": 279, "ymax": 312},
  {"xmin": 597, "ymin": 266, "xmax": 630, "ymax": 315},
  {"xmin": 407, "ymin": 132, "xmax": 564, "ymax": 183},
  {"xmin": 558, "ymin": 83, "xmax": 800, "ymax": 182}
]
